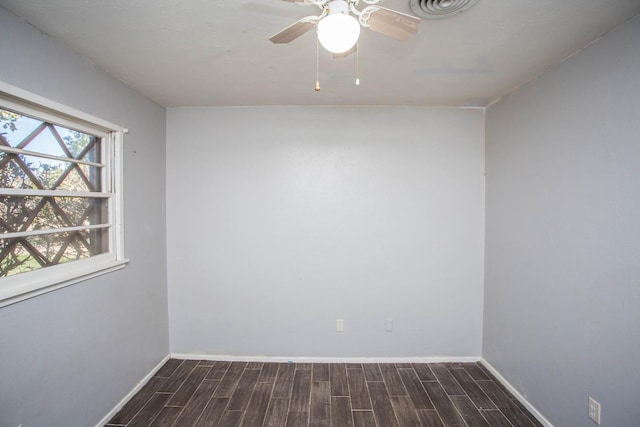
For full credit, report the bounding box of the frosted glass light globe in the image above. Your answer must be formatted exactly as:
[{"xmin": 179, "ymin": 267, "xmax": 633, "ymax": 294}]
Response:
[{"xmin": 317, "ymin": 13, "xmax": 361, "ymax": 54}]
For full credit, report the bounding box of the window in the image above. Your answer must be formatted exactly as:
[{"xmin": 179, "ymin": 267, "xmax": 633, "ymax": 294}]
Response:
[{"xmin": 0, "ymin": 83, "xmax": 127, "ymax": 306}]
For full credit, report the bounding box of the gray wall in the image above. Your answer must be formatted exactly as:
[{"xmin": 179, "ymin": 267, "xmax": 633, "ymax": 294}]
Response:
[
  {"xmin": 166, "ymin": 106, "xmax": 485, "ymax": 358},
  {"xmin": 0, "ymin": 8, "xmax": 169, "ymax": 427},
  {"xmin": 484, "ymin": 15, "xmax": 640, "ymax": 427}
]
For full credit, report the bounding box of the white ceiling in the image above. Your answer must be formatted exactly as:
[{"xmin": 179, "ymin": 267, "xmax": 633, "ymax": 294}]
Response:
[{"xmin": 1, "ymin": 0, "xmax": 639, "ymax": 107}]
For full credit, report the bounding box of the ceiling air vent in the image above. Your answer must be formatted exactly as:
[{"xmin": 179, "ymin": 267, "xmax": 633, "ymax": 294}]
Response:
[{"xmin": 409, "ymin": 0, "xmax": 479, "ymax": 19}]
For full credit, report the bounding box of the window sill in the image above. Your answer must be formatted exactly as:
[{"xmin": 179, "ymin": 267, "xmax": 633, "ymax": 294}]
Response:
[{"xmin": 0, "ymin": 258, "xmax": 129, "ymax": 308}]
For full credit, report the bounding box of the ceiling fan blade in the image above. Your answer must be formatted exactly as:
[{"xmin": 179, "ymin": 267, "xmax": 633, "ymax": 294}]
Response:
[
  {"xmin": 269, "ymin": 16, "xmax": 319, "ymax": 44},
  {"xmin": 367, "ymin": 7, "xmax": 420, "ymax": 41},
  {"xmin": 333, "ymin": 44, "xmax": 357, "ymax": 59}
]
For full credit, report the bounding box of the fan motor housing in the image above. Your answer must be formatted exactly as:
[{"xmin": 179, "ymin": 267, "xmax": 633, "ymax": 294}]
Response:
[
  {"xmin": 410, "ymin": 0, "xmax": 479, "ymax": 19},
  {"xmin": 327, "ymin": 0, "xmax": 350, "ymax": 15}
]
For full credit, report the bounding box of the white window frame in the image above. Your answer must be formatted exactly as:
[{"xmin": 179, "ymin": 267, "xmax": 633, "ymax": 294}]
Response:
[{"xmin": 0, "ymin": 81, "xmax": 128, "ymax": 307}]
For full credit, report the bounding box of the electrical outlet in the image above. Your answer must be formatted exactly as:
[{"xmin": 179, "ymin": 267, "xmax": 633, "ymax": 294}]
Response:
[
  {"xmin": 588, "ymin": 397, "xmax": 601, "ymax": 424},
  {"xmin": 336, "ymin": 319, "xmax": 344, "ymax": 332},
  {"xmin": 385, "ymin": 318, "xmax": 393, "ymax": 332}
]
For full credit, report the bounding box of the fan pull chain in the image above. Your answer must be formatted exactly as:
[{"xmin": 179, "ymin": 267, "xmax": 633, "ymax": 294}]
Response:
[
  {"xmin": 315, "ymin": 37, "xmax": 321, "ymax": 92},
  {"xmin": 355, "ymin": 42, "xmax": 360, "ymax": 86}
]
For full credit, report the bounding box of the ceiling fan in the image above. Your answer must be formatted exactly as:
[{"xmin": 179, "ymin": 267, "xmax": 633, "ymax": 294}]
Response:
[{"xmin": 269, "ymin": 0, "xmax": 421, "ymax": 56}]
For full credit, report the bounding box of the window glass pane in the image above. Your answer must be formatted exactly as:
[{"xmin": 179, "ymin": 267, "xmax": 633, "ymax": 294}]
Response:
[
  {"xmin": 79, "ymin": 140, "xmax": 100, "ymax": 164},
  {"xmin": 0, "ymin": 196, "xmax": 108, "ymax": 233},
  {"xmin": 0, "ymin": 154, "xmax": 33, "ymax": 189},
  {"xmin": 0, "ymin": 154, "xmax": 63, "ymax": 190},
  {"xmin": 1, "ymin": 108, "xmax": 98, "ymax": 159},
  {"xmin": 0, "ymin": 109, "xmax": 41, "ymax": 147},
  {"xmin": 54, "ymin": 126, "xmax": 96, "ymax": 158},
  {"xmin": 0, "ymin": 228, "xmax": 109, "ymax": 277},
  {"xmin": 21, "ymin": 126, "xmax": 67, "ymax": 157},
  {"xmin": 0, "ymin": 153, "xmax": 101, "ymax": 192},
  {"xmin": 0, "ymin": 240, "xmax": 41, "ymax": 276}
]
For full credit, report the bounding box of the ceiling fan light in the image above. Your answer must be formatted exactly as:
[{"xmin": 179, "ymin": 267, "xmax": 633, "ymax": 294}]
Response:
[{"xmin": 317, "ymin": 13, "xmax": 361, "ymax": 54}]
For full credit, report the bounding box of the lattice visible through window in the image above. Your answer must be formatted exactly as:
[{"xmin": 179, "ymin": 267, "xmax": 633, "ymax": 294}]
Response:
[{"xmin": 0, "ymin": 107, "xmax": 109, "ymax": 277}]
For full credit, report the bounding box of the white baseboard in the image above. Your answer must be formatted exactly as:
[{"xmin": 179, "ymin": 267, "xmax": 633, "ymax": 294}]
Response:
[
  {"xmin": 480, "ymin": 358, "xmax": 554, "ymax": 427},
  {"xmin": 96, "ymin": 354, "xmax": 171, "ymax": 427},
  {"xmin": 170, "ymin": 353, "xmax": 481, "ymax": 364}
]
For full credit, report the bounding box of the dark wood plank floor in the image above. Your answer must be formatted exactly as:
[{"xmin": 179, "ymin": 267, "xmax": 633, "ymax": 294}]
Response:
[{"xmin": 105, "ymin": 360, "xmax": 542, "ymax": 427}]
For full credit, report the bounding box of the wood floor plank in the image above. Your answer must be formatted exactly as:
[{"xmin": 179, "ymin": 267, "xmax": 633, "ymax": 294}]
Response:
[
  {"xmin": 108, "ymin": 376, "xmax": 167, "ymax": 424},
  {"xmin": 416, "ymin": 409, "xmax": 446, "ymax": 427},
  {"xmin": 450, "ymin": 395, "xmax": 490, "ymax": 427},
  {"xmin": 273, "ymin": 363, "xmax": 295, "ymax": 398},
  {"xmin": 215, "ymin": 361, "xmax": 232, "ymax": 370},
  {"xmin": 448, "ymin": 367, "xmax": 497, "ymax": 409},
  {"xmin": 172, "ymin": 379, "xmax": 220, "ymax": 426},
  {"xmin": 397, "ymin": 368, "xmax": 434, "ymax": 410},
  {"xmin": 462, "ymin": 363, "xmax": 491, "ymax": 381},
  {"xmin": 480, "ymin": 409, "xmax": 515, "ymax": 426},
  {"xmin": 295, "ymin": 363, "xmax": 313, "ymax": 370},
  {"xmin": 379, "ymin": 364, "xmax": 408, "ymax": 396},
  {"xmin": 264, "ymin": 398, "xmax": 290, "ymax": 427},
  {"xmin": 346, "ymin": 363, "xmax": 363, "ymax": 368},
  {"xmin": 220, "ymin": 410, "xmax": 243, "ymax": 427},
  {"xmin": 475, "ymin": 364, "xmax": 513, "ymax": 397},
  {"xmin": 412, "ymin": 364, "xmax": 436, "ymax": 381},
  {"xmin": 148, "ymin": 406, "xmax": 182, "ymax": 427},
  {"xmin": 474, "ymin": 363, "xmax": 494, "ymax": 380},
  {"xmin": 331, "ymin": 396, "xmax": 354, "ymax": 427},
  {"xmin": 154, "ymin": 359, "xmax": 183, "ymax": 378},
  {"xmin": 168, "ymin": 365, "xmax": 211, "ymax": 406},
  {"xmin": 430, "ymin": 364, "xmax": 465, "ymax": 396},
  {"xmin": 363, "ymin": 364, "xmax": 383, "ymax": 381},
  {"xmin": 247, "ymin": 362, "xmax": 264, "ymax": 369},
  {"xmin": 514, "ymin": 400, "xmax": 544, "ymax": 426},
  {"xmin": 395, "ymin": 363, "xmax": 414, "ymax": 368},
  {"xmin": 367, "ymin": 381, "xmax": 399, "ymax": 427},
  {"xmin": 347, "ymin": 368, "xmax": 372, "ymax": 410},
  {"xmin": 290, "ymin": 369, "xmax": 312, "ymax": 412},
  {"xmin": 353, "ymin": 410, "xmax": 377, "ymax": 427},
  {"xmin": 312, "ymin": 364, "xmax": 329, "ymax": 382},
  {"xmin": 213, "ymin": 362, "xmax": 247, "ymax": 398},
  {"xmin": 445, "ymin": 363, "xmax": 463, "ymax": 370},
  {"xmin": 259, "ymin": 363, "xmax": 280, "ymax": 383},
  {"xmin": 159, "ymin": 359, "xmax": 199, "ymax": 393},
  {"xmin": 128, "ymin": 393, "xmax": 172, "ymax": 427},
  {"xmin": 310, "ymin": 381, "xmax": 330, "ymax": 424},
  {"xmin": 422, "ymin": 381, "xmax": 466, "ymax": 427},
  {"xmin": 227, "ymin": 368, "xmax": 260, "ymax": 411},
  {"xmin": 241, "ymin": 382, "xmax": 274, "ymax": 427},
  {"xmin": 390, "ymin": 395, "xmax": 422, "ymax": 427},
  {"xmin": 476, "ymin": 380, "xmax": 538, "ymax": 427},
  {"xmin": 206, "ymin": 361, "xmax": 231, "ymax": 380},
  {"xmin": 194, "ymin": 398, "xmax": 230, "ymax": 427},
  {"xmin": 509, "ymin": 402, "xmax": 543, "ymax": 427},
  {"xmin": 286, "ymin": 411, "xmax": 309, "ymax": 427},
  {"xmin": 330, "ymin": 363, "xmax": 349, "ymax": 396}
]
